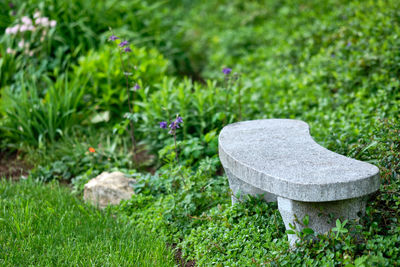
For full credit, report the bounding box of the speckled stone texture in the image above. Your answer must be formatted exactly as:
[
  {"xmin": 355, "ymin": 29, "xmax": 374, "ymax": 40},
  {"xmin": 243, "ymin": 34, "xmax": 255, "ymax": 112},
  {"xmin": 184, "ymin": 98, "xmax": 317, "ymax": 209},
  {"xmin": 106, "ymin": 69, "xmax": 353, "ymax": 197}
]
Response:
[
  {"xmin": 225, "ymin": 167, "xmax": 277, "ymax": 204},
  {"xmin": 84, "ymin": 171, "xmax": 135, "ymax": 209},
  {"xmin": 219, "ymin": 119, "xmax": 380, "ymax": 243},
  {"xmin": 278, "ymin": 196, "xmax": 367, "ymax": 245}
]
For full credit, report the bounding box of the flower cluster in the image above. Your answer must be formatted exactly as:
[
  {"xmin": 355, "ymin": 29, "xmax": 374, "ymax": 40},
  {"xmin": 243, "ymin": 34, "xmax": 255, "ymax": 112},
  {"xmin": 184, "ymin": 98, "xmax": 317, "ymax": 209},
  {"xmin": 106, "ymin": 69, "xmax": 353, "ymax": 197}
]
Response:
[
  {"xmin": 5, "ymin": 12, "xmax": 56, "ymax": 35},
  {"xmin": 109, "ymin": 34, "xmax": 131, "ymax": 53},
  {"xmin": 160, "ymin": 116, "xmax": 183, "ymax": 135},
  {"xmin": 222, "ymin": 67, "xmax": 232, "ymax": 75},
  {"xmin": 133, "ymin": 84, "xmax": 140, "ymax": 91},
  {"xmin": 4, "ymin": 12, "xmax": 57, "ymax": 56},
  {"xmin": 108, "ymin": 30, "xmax": 142, "ymax": 161}
]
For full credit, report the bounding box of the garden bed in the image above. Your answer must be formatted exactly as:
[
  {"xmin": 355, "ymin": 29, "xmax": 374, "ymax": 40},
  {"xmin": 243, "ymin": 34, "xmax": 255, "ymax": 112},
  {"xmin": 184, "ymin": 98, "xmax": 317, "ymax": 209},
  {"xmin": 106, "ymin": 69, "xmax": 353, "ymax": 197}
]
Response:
[{"xmin": 1, "ymin": 0, "xmax": 400, "ymax": 265}]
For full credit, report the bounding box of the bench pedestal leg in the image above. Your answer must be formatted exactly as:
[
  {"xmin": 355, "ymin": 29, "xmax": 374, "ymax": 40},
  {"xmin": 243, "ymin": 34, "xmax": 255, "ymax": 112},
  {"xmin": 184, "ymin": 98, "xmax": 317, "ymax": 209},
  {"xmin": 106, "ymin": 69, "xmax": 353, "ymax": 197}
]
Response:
[
  {"xmin": 277, "ymin": 196, "xmax": 367, "ymax": 245},
  {"xmin": 225, "ymin": 168, "xmax": 277, "ymax": 204}
]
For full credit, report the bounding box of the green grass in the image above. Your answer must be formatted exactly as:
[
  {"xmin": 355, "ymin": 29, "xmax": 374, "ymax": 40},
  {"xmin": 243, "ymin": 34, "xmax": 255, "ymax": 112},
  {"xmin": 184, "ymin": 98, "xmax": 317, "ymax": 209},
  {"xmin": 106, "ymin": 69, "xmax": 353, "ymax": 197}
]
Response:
[{"xmin": 0, "ymin": 179, "xmax": 175, "ymax": 266}]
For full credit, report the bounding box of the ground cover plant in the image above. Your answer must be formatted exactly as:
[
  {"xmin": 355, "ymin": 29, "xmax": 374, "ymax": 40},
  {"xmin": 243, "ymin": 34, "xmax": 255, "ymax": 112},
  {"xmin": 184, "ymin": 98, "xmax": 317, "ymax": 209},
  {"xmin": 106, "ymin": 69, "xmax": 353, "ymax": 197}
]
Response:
[{"xmin": 1, "ymin": 0, "xmax": 400, "ymax": 266}]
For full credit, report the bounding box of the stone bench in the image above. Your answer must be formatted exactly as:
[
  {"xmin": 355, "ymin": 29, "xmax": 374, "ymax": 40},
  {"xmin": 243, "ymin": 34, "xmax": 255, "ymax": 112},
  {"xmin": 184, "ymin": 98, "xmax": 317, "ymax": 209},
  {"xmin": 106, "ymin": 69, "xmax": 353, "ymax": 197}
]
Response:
[{"xmin": 218, "ymin": 119, "xmax": 380, "ymax": 244}]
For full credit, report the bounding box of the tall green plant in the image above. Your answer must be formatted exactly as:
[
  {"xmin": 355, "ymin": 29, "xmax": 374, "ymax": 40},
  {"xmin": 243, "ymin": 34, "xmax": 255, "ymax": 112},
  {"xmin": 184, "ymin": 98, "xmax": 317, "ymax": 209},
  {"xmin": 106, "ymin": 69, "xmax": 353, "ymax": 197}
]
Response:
[{"xmin": 1, "ymin": 74, "xmax": 86, "ymax": 149}]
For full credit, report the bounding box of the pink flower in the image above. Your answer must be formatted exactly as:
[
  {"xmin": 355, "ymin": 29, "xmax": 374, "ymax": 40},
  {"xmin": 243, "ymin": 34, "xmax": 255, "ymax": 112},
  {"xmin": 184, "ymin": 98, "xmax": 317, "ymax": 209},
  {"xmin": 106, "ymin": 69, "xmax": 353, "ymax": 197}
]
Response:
[
  {"xmin": 50, "ymin": 20, "xmax": 57, "ymax": 27},
  {"xmin": 18, "ymin": 40, "xmax": 25, "ymax": 48},
  {"xmin": 6, "ymin": 48, "xmax": 15, "ymax": 55},
  {"xmin": 36, "ymin": 17, "xmax": 49, "ymax": 27},
  {"xmin": 20, "ymin": 25, "xmax": 28, "ymax": 32},
  {"xmin": 10, "ymin": 25, "xmax": 20, "ymax": 34},
  {"xmin": 34, "ymin": 11, "xmax": 41, "ymax": 19},
  {"xmin": 21, "ymin": 16, "xmax": 32, "ymax": 25},
  {"xmin": 5, "ymin": 27, "xmax": 11, "ymax": 34}
]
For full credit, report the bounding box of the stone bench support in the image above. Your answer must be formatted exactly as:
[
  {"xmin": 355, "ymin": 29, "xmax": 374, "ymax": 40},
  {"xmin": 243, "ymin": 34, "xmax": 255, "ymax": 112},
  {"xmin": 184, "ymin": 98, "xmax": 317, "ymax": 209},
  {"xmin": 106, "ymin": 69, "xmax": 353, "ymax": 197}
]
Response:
[
  {"xmin": 277, "ymin": 196, "xmax": 367, "ymax": 245},
  {"xmin": 225, "ymin": 167, "xmax": 277, "ymax": 204},
  {"xmin": 219, "ymin": 119, "xmax": 380, "ymax": 244}
]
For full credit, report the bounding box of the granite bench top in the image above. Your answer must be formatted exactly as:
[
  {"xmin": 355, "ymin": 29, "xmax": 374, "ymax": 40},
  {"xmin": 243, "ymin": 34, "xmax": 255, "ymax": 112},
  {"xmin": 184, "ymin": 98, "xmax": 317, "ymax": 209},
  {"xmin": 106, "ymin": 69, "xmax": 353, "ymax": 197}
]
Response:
[{"xmin": 218, "ymin": 119, "xmax": 380, "ymax": 202}]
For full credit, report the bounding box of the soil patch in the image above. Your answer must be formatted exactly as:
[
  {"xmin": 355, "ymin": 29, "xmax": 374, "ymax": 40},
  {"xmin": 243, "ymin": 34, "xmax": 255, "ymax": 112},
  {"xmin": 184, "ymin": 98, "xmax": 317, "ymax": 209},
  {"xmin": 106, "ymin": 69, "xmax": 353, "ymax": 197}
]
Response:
[
  {"xmin": 0, "ymin": 151, "xmax": 31, "ymax": 180},
  {"xmin": 169, "ymin": 244, "xmax": 196, "ymax": 267}
]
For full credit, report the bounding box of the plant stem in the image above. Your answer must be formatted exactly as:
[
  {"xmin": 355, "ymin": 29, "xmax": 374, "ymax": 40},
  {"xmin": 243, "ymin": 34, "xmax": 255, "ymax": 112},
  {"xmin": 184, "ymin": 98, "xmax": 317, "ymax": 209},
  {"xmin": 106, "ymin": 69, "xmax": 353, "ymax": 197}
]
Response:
[
  {"xmin": 223, "ymin": 75, "xmax": 230, "ymax": 125},
  {"xmin": 225, "ymin": 75, "xmax": 230, "ymax": 112},
  {"xmin": 171, "ymin": 130, "xmax": 186, "ymax": 187},
  {"xmin": 173, "ymin": 132, "xmax": 179, "ymax": 164},
  {"xmin": 238, "ymin": 76, "xmax": 242, "ymax": 120},
  {"xmin": 118, "ymin": 49, "xmax": 138, "ymax": 163}
]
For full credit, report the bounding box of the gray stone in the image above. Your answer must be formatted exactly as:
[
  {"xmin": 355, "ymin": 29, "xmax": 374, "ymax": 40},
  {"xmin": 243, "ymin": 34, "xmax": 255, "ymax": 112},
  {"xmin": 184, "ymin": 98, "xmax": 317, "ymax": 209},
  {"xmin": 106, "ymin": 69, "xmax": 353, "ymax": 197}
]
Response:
[
  {"xmin": 225, "ymin": 167, "xmax": 277, "ymax": 204},
  {"xmin": 218, "ymin": 119, "xmax": 380, "ymax": 243},
  {"xmin": 83, "ymin": 171, "xmax": 135, "ymax": 209},
  {"xmin": 278, "ymin": 196, "xmax": 367, "ymax": 245}
]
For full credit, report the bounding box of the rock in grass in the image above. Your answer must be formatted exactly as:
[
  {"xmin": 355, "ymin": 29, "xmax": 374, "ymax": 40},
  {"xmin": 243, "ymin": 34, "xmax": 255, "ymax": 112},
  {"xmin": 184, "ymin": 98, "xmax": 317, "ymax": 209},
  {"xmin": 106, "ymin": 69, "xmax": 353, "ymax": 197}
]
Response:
[{"xmin": 84, "ymin": 171, "xmax": 135, "ymax": 209}]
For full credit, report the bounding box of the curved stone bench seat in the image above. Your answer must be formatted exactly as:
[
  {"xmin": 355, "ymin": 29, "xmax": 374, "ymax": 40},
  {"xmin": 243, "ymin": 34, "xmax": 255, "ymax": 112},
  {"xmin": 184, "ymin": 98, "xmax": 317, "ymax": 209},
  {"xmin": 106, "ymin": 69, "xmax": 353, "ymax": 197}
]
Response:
[{"xmin": 219, "ymin": 119, "xmax": 380, "ymax": 244}]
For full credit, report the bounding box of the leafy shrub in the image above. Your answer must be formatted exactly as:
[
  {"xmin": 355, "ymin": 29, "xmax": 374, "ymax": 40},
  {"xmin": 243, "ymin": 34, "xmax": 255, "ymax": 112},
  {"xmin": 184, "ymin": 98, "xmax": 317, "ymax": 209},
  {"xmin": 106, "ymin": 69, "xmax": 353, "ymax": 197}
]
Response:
[
  {"xmin": 72, "ymin": 44, "xmax": 168, "ymax": 118},
  {"xmin": 115, "ymin": 157, "xmax": 229, "ymax": 237},
  {"xmin": 135, "ymin": 76, "xmax": 242, "ymax": 153}
]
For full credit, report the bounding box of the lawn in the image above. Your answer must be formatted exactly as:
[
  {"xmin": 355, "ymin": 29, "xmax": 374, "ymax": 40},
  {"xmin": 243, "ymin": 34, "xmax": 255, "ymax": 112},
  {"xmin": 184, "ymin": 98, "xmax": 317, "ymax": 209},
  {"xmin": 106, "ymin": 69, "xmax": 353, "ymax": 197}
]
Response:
[{"xmin": 0, "ymin": 179, "xmax": 175, "ymax": 266}]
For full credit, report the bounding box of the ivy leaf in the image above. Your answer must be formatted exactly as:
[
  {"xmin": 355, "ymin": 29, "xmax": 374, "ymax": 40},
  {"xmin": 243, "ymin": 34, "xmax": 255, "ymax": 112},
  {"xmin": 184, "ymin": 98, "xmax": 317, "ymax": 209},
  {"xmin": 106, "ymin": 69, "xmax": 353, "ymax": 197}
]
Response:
[
  {"xmin": 302, "ymin": 228, "xmax": 314, "ymax": 235},
  {"xmin": 302, "ymin": 215, "xmax": 309, "ymax": 226},
  {"xmin": 286, "ymin": 230, "xmax": 296, "ymax": 235}
]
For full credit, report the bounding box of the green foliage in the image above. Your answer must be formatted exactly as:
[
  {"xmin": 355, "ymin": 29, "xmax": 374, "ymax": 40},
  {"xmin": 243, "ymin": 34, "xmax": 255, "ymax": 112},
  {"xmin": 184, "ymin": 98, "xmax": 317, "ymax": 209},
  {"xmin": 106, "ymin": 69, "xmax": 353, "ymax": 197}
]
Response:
[
  {"xmin": 0, "ymin": 179, "xmax": 175, "ymax": 266},
  {"xmin": 172, "ymin": 193, "xmax": 400, "ymax": 266},
  {"xmin": 1, "ymin": 0, "xmax": 199, "ymax": 81},
  {"xmin": 179, "ymin": 198, "xmax": 286, "ymax": 266},
  {"xmin": 158, "ymin": 130, "xmax": 219, "ymax": 168},
  {"xmin": 1, "ymin": 0, "xmax": 400, "ymax": 265},
  {"xmin": 72, "ymin": 44, "xmax": 168, "ymax": 118},
  {"xmin": 0, "ymin": 44, "xmax": 17, "ymax": 86},
  {"xmin": 136, "ymin": 77, "xmax": 239, "ymax": 153},
  {"xmin": 113, "ymin": 115, "xmax": 400, "ymax": 265},
  {"xmin": 28, "ymin": 132, "xmax": 135, "ymax": 190},
  {"xmin": 0, "ymin": 74, "xmax": 86, "ymax": 149},
  {"xmin": 116, "ymin": 157, "xmax": 229, "ymax": 238}
]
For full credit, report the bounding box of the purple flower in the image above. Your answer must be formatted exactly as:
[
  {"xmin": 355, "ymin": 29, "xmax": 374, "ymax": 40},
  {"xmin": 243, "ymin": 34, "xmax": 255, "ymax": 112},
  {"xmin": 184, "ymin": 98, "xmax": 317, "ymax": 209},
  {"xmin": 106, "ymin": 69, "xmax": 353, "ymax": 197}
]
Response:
[
  {"xmin": 109, "ymin": 35, "xmax": 119, "ymax": 41},
  {"xmin": 119, "ymin": 40, "xmax": 128, "ymax": 47},
  {"xmin": 169, "ymin": 121, "xmax": 179, "ymax": 130},
  {"xmin": 222, "ymin": 68, "xmax": 232, "ymax": 75},
  {"xmin": 347, "ymin": 41, "xmax": 352, "ymax": 47},
  {"xmin": 175, "ymin": 116, "xmax": 183, "ymax": 124},
  {"xmin": 9, "ymin": 2, "xmax": 15, "ymax": 9},
  {"xmin": 159, "ymin": 121, "xmax": 168, "ymax": 129},
  {"xmin": 133, "ymin": 84, "xmax": 140, "ymax": 90},
  {"xmin": 160, "ymin": 115, "xmax": 183, "ymax": 134},
  {"xmin": 169, "ymin": 116, "xmax": 183, "ymax": 130},
  {"xmin": 124, "ymin": 46, "xmax": 132, "ymax": 53}
]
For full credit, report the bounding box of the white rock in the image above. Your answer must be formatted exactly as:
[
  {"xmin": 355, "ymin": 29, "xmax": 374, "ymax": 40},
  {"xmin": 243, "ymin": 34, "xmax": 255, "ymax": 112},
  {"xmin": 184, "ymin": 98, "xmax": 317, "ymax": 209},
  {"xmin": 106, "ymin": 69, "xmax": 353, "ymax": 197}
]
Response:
[{"xmin": 83, "ymin": 171, "xmax": 135, "ymax": 209}]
